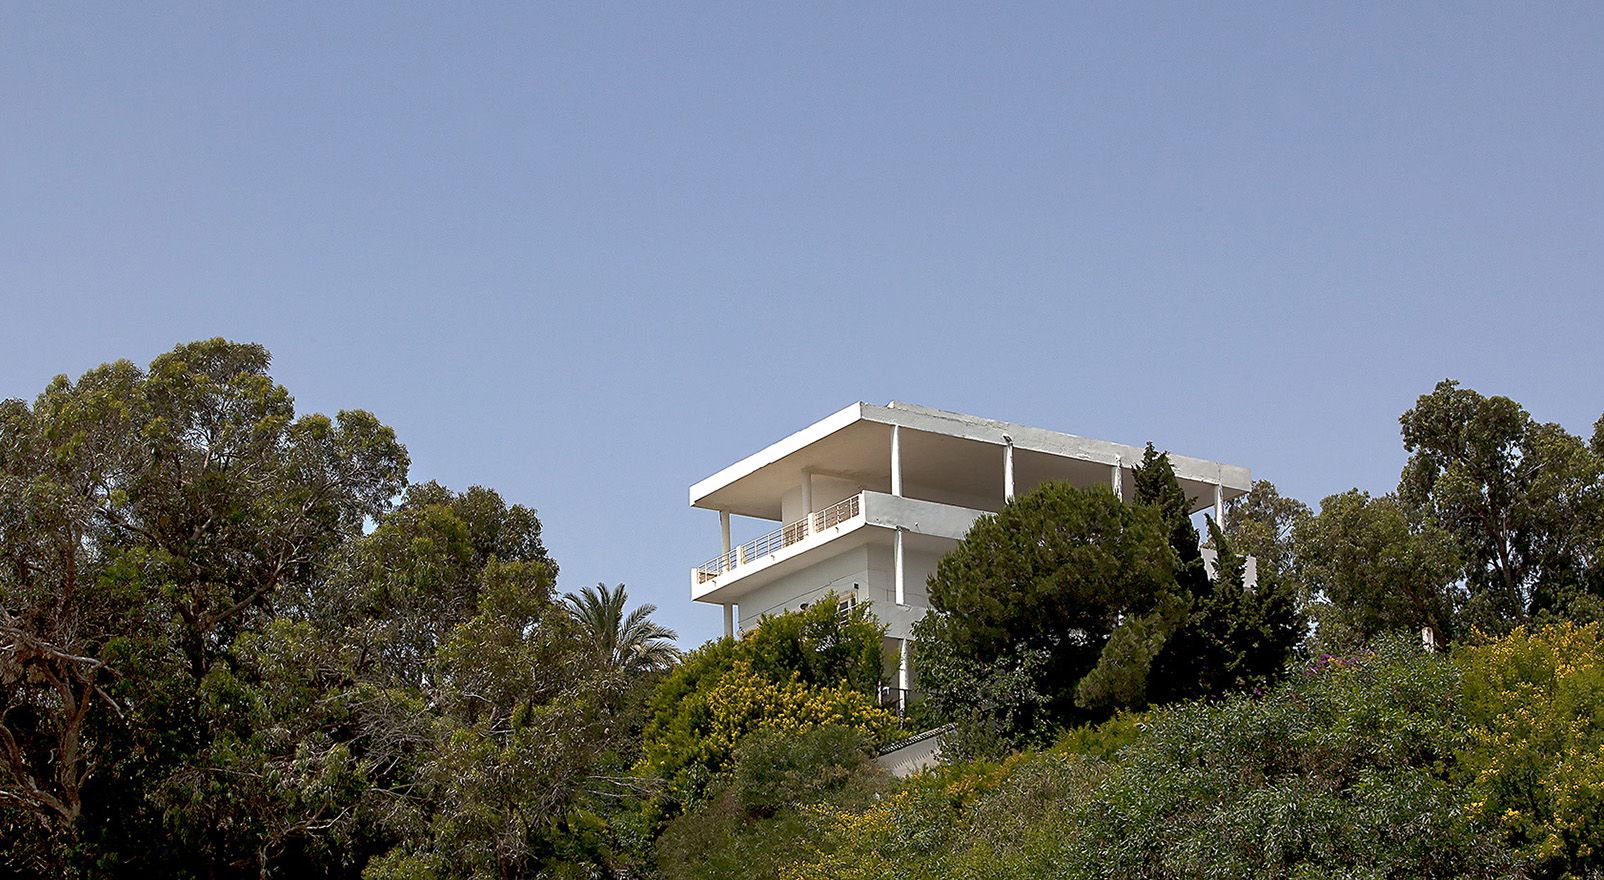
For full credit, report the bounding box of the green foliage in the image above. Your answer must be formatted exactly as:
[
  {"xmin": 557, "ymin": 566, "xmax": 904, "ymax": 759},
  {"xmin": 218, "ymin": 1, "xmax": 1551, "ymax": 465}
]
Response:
[
  {"xmin": 338, "ymin": 535, "xmax": 641, "ymax": 879},
  {"xmin": 0, "ymin": 339, "xmax": 408, "ymax": 876},
  {"xmin": 654, "ymin": 726, "xmax": 889, "ymax": 880},
  {"xmin": 1141, "ymin": 447, "xmax": 1304, "ymax": 704},
  {"xmin": 320, "ymin": 480, "xmax": 554, "ymax": 691},
  {"xmin": 738, "ymin": 596, "xmax": 886, "ymax": 695},
  {"xmin": 564, "ymin": 581, "xmax": 680, "ymax": 677},
  {"xmin": 1052, "ymin": 710, "xmax": 1146, "ymax": 761},
  {"xmin": 910, "ymin": 610, "xmax": 1052, "ymax": 759},
  {"xmin": 10, "ymin": 347, "xmax": 1603, "ymax": 880},
  {"xmin": 726, "ymin": 725, "xmax": 879, "ymax": 819},
  {"xmin": 1221, "ymin": 479, "xmax": 1311, "ymax": 588},
  {"xmin": 921, "ymin": 466, "xmax": 1301, "ymax": 749},
  {"xmin": 1134, "ymin": 443, "xmax": 1211, "ymax": 598},
  {"xmin": 921, "ymin": 481, "xmax": 1179, "ymax": 732},
  {"xmin": 1400, "ymin": 379, "xmax": 1604, "ymax": 630},
  {"xmin": 1295, "ymin": 489, "xmax": 1463, "ymax": 649},
  {"xmin": 0, "ymin": 341, "xmax": 681, "ymax": 879}
]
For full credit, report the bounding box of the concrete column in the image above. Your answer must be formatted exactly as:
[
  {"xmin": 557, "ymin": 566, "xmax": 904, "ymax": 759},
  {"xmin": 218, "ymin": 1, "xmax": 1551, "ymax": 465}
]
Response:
[
  {"xmin": 1112, "ymin": 457, "xmax": 1122, "ymax": 501},
  {"xmin": 894, "ymin": 528, "xmax": 906, "ymax": 606},
  {"xmin": 1003, "ymin": 436, "xmax": 1015, "ymax": 502},
  {"xmin": 723, "ymin": 603, "xmax": 734, "ymax": 639},
  {"xmin": 897, "ymin": 638, "xmax": 910, "ymax": 714},
  {"xmin": 890, "ymin": 425, "xmax": 903, "ymax": 497},
  {"xmin": 1214, "ymin": 482, "xmax": 1225, "ymax": 529},
  {"xmin": 800, "ymin": 468, "xmax": 813, "ymax": 534},
  {"xmin": 720, "ymin": 511, "xmax": 732, "ymax": 569}
]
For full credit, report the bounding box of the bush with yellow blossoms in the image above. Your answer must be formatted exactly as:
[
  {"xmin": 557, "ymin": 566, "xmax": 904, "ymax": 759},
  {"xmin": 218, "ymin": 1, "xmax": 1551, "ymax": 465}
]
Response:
[
  {"xmin": 1457, "ymin": 622, "xmax": 1604, "ymax": 880},
  {"xmin": 636, "ymin": 597, "xmax": 896, "ymax": 814}
]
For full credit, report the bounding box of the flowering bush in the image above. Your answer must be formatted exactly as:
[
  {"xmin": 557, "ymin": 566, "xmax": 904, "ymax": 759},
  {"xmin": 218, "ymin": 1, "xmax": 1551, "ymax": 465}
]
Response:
[
  {"xmin": 1457, "ymin": 622, "xmax": 1604, "ymax": 879},
  {"xmin": 636, "ymin": 599, "xmax": 894, "ymax": 813},
  {"xmin": 638, "ymin": 658, "xmax": 896, "ymax": 791}
]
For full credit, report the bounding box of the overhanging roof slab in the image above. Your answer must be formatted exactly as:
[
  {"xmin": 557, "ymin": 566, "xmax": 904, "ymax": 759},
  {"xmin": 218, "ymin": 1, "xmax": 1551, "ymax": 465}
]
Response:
[{"xmin": 690, "ymin": 402, "xmax": 1252, "ymax": 521}]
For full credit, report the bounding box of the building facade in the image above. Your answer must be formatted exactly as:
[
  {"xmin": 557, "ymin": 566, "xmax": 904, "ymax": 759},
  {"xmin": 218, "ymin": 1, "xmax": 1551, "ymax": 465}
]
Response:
[{"xmin": 689, "ymin": 401, "xmax": 1251, "ymax": 705}]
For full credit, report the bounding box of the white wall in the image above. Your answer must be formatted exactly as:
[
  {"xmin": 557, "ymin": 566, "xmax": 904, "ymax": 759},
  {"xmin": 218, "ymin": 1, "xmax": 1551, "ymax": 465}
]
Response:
[{"xmin": 862, "ymin": 542, "xmax": 944, "ymax": 640}]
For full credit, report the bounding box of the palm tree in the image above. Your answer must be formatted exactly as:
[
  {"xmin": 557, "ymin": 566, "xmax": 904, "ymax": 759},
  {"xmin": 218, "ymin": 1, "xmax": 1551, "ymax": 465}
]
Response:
[{"xmin": 563, "ymin": 582, "xmax": 681, "ymax": 676}]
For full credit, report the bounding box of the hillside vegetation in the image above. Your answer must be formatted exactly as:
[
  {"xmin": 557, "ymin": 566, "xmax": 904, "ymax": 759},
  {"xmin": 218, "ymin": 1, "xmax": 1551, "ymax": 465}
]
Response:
[{"xmin": 4, "ymin": 340, "xmax": 1604, "ymax": 878}]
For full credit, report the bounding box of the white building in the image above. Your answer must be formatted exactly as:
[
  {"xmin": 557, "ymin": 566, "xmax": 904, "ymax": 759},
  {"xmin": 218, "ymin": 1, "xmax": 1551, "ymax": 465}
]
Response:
[{"xmin": 689, "ymin": 401, "xmax": 1251, "ymax": 705}]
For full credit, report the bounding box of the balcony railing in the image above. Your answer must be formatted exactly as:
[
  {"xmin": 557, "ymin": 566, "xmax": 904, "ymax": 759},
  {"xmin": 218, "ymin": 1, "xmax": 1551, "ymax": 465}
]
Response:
[{"xmin": 696, "ymin": 494, "xmax": 861, "ymax": 584}]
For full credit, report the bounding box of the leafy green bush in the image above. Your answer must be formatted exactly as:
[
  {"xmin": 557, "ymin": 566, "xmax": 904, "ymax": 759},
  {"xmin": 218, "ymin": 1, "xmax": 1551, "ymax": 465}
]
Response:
[
  {"xmin": 726, "ymin": 725, "xmax": 878, "ymax": 819},
  {"xmin": 1053, "ymin": 710, "xmax": 1146, "ymax": 760},
  {"xmin": 654, "ymin": 725, "xmax": 888, "ymax": 880}
]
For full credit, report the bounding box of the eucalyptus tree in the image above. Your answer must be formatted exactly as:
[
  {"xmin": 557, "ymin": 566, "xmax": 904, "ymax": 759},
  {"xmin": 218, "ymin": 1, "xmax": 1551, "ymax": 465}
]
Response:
[
  {"xmin": 0, "ymin": 339, "xmax": 409, "ymax": 873},
  {"xmin": 1399, "ymin": 380, "xmax": 1604, "ymax": 629}
]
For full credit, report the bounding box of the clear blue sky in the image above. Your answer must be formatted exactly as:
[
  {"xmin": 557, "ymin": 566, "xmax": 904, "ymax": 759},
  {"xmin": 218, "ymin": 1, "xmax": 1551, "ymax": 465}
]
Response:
[{"xmin": 3, "ymin": 4, "xmax": 1601, "ymax": 645}]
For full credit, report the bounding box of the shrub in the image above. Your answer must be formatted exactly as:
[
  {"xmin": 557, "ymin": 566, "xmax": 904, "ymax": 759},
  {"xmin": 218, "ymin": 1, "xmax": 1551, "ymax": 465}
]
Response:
[
  {"xmin": 654, "ymin": 725, "xmax": 888, "ymax": 880},
  {"xmin": 637, "ymin": 600, "xmax": 894, "ymax": 812},
  {"xmin": 1457, "ymin": 622, "xmax": 1604, "ymax": 879}
]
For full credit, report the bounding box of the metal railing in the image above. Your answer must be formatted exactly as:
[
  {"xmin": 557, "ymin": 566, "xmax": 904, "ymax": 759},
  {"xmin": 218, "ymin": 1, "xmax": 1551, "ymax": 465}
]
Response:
[
  {"xmin": 815, "ymin": 493, "xmax": 861, "ymax": 530},
  {"xmin": 695, "ymin": 494, "xmax": 862, "ymax": 584}
]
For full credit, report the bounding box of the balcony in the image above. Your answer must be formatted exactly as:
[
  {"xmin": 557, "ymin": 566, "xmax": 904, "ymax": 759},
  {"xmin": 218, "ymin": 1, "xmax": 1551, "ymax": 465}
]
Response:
[
  {"xmin": 691, "ymin": 491, "xmax": 992, "ymax": 602},
  {"xmin": 696, "ymin": 494, "xmax": 862, "ymax": 584}
]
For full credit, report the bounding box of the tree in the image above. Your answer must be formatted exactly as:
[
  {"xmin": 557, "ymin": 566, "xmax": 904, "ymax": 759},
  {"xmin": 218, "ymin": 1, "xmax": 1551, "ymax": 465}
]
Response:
[
  {"xmin": 910, "ymin": 610, "xmax": 1053, "ymax": 759},
  {"xmin": 565, "ymin": 582, "xmax": 680, "ymax": 677},
  {"xmin": 1137, "ymin": 448, "xmax": 1302, "ymax": 703},
  {"xmin": 1220, "ymin": 479, "xmax": 1310, "ymax": 592},
  {"xmin": 1295, "ymin": 490, "xmax": 1463, "ymax": 649},
  {"xmin": 313, "ymin": 481, "xmax": 554, "ymax": 691},
  {"xmin": 1132, "ymin": 444, "xmax": 1211, "ymax": 601},
  {"xmin": 0, "ymin": 339, "xmax": 408, "ymax": 872},
  {"xmin": 1399, "ymin": 379, "xmax": 1604, "ymax": 629},
  {"xmin": 920, "ymin": 481, "xmax": 1180, "ymax": 732},
  {"xmin": 372, "ymin": 559, "xmax": 625, "ymax": 880}
]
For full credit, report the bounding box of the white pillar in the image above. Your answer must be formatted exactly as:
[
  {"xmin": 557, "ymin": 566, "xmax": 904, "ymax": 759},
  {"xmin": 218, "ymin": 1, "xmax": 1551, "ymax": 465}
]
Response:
[
  {"xmin": 894, "ymin": 528, "xmax": 906, "ymax": 606},
  {"xmin": 720, "ymin": 511, "xmax": 732, "ymax": 569},
  {"xmin": 1111, "ymin": 457, "xmax": 1122, "ymax": 501},
  {"xmin": 723, "ymin": 603, "xmax": 734, "ymax": 639},
  {"xmin": 897, "ymin": 638, "xmax": 910, "ymax": 714},
  {"xmin": 1214, "ymin": 482, "xmax": 1225, "ymax": 529},
  {"xmin": 1003, "ymin": 436, "xmax": 1015, "ymax": 502},
  {"xmin": 890, "ymin": 425, "xmax": 903, "ymax": 497},
  {"xmin": 800, "ymin": 468, "xmax": 813, "ymax": 534}
]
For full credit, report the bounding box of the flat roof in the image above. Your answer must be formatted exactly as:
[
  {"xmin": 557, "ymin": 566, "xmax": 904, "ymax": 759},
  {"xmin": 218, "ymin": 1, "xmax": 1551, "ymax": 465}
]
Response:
[{"xmin": 691, "ymin": 401, "xmax": 1251, "ymax": 520}]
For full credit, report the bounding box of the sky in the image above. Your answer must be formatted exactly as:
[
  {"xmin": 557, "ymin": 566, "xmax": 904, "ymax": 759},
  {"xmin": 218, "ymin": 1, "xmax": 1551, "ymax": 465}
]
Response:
[{"xmin": 3, "ymin": 3, "xmax": 1601, "ymax": 645}]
